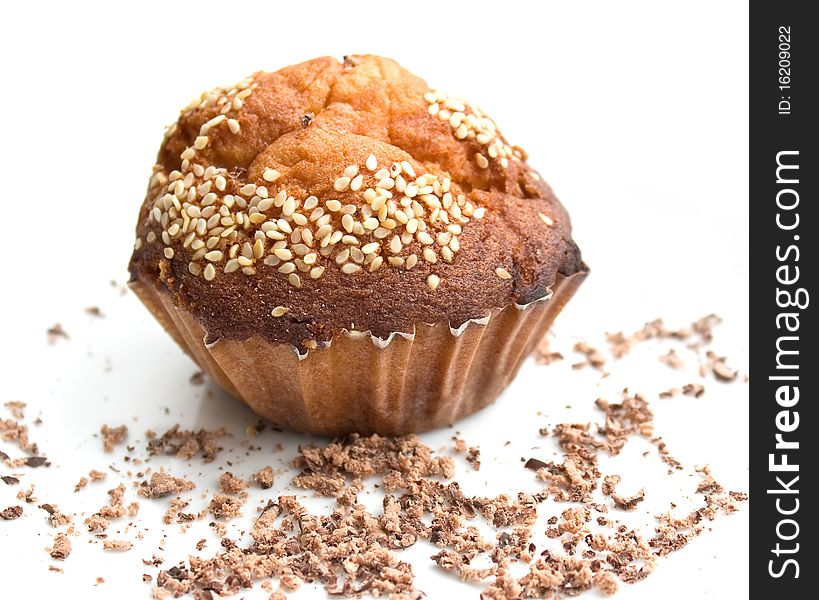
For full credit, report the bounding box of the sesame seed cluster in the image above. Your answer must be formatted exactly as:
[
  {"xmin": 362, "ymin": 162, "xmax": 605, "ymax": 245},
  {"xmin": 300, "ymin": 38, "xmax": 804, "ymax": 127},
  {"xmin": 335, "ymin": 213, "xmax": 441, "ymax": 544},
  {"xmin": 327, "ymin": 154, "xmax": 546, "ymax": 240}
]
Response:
[
  {"xmin": 137, "ymin": 81, "xmax": 503, "ymax": 296},
  {"xmin": 423, "ymin": 89, "xmax": 524, "ymax": 171}
]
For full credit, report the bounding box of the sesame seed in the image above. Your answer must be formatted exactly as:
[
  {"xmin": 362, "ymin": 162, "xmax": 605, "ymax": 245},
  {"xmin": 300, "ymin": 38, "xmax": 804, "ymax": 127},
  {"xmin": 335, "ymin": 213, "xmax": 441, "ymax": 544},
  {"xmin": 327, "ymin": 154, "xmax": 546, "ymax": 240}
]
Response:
[
  {"xmin": 350, "ymin": 174, "xmax": 364, "ymax": 191},
  {"xmin": 326, "ymin": 200, "xmax": 342, "ymax": 212},
  {"xmin": 194, "ymin": 136, "xmax": 209, "ymax": 150},
  {"xmin": 303, "ymin": 196, "xmax": 319, "ymax": 210},
  {"xmin": 271, "ymin": 306, "xmax": 289, "ymax": 317},
  {"xmin": 227, "ymin": 119, "xmax": 240, "ymax": 134},
  {"xmin": 406, "ymin": 254, "xmax": 418, "ymax": 269},
  {"xmin": 538, "ymin": 212, "xmax": 554, "ymax": 226},
  {"xmin": 188, "ymin": 262, "xmax": 201, "ymax": 275},
  {"xmin": 423, "ymin": 248, "xmax": 437, "ymax": 263},
  {"xmin": 164, "ymin": 247, "xmax": 175, "ymax": 259},
  {"xmin": 361, "ymin": 242, "xmax": 380, "ymax": 255},
  {"xmin": 224, "ymin": 259, "xmax": 240, "ymax": 273},
  {"xmin": 343, "ymin": 165, "xmax": 359, "ymax": 178},
  {"xmin": 274, "ymin": 248, "xmax": 293, "ymax": 261},
  {"xmin": 263, "ymin": 168, "xmax": 280, "ymax": 182},
  {"xmin": 341, "ymin": 263, "xmax": 361, "ymax": 274},
  {"xmin": 282, "ymin": 196, "xmax": 296, "ymax": 217},
  {"xmin": 427, "ymin": 274, "xmax": 440, "ymax": 290},
  {"xmin": 203, "ymin": 264, "xmax": 216, "ymax": 281},
  {"xmin": 278, "ymin": 262, "xmax": 296, "ymax": 274},
  {"xmin": 203, "ymin": 114, "xmax": 226, "ymax": 132},
  {"xmin": 180, "ymin": 147, "xmax": 195, "ymax": 160},
  {"xmin": 365, "ymin": 154, "xmax": 378, "ymax": 171},
  {"xmin": 204, "ymin": 250, "xmax": 223, "ymax": 262},
  {"xmin": 309, "ymin": 266, "xmax": 325, "ymax": 279},
  {"xmin": 334, "ymin": 176, "xmax": 351, "ymax": 192},
  {"xmin": 253, "ymin": 239, "xmax": 265, "ymax": 259},
  {"xmin": 417, "ymin": 231, "xmax": 434, "ymax": 245},
  {"xmin": 475, "ymin": 154, "xmax": 489, "ymax": 169},
  {"xmin": 495, "ymin": 267, "xmax": 512, "ymax": 280},
  {"xmin": 350, "ymin": 247, "xmax": 365, "ymax": 263},
  {"xmin": 288, "ymin": 273, "xmax": 302, "ymax": 288}
]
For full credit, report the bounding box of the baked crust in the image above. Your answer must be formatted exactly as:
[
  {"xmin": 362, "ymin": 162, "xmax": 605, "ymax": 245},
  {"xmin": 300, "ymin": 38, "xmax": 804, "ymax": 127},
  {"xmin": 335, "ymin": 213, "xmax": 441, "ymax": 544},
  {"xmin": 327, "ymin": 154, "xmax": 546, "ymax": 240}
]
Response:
[{"xmin": 129, "ymin": 55, "xmax": 585, "ymax": 350}]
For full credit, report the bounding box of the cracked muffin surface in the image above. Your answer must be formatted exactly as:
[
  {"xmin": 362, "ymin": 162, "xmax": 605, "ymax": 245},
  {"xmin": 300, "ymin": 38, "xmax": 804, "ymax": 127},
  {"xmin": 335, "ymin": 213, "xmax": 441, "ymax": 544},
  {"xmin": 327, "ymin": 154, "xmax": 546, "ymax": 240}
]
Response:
[{"xmin": 129, "ymin": 54, "xmax": 584, "ymax": 351}]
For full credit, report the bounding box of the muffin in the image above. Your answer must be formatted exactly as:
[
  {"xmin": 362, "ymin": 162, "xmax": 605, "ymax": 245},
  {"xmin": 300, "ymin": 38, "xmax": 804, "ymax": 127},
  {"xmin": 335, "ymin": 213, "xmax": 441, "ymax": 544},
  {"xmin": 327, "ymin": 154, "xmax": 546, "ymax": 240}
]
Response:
[{"xmin": 128, "ymin": 54, "xmax": 586, "ymax": 436}]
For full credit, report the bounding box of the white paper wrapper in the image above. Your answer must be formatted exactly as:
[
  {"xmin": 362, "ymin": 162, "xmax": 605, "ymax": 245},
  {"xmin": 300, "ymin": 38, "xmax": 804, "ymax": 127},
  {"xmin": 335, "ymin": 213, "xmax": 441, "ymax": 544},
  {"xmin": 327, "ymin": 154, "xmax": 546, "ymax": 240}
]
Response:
[{"xmin": 129, "ymin": 271, "xmax": 586, "ymax": 436}]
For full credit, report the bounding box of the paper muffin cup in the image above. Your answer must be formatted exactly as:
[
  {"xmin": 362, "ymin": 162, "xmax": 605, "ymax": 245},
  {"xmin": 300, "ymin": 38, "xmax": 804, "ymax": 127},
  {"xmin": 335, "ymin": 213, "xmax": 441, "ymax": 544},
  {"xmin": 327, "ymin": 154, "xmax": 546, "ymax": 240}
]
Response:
[{"xmin": 129, "ymin": 271, "xmax": 586, "ymax": 436}]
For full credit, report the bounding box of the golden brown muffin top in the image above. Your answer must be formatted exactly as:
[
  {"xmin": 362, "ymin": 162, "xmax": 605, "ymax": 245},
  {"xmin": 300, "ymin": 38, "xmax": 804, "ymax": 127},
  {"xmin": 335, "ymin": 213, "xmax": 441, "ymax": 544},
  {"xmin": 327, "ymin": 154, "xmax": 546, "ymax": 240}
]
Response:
[{"xmin": 129, "ymin": 55, "xmax": 584, "ymax": 351}]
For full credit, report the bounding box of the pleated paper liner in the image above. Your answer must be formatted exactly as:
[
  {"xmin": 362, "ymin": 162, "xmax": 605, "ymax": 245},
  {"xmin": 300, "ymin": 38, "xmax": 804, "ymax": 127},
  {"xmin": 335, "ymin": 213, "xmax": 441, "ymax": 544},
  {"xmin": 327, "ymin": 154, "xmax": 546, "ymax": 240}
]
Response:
[{"xmin": 129, "ymin": 271, "xmax": 586, "ymax": 436}]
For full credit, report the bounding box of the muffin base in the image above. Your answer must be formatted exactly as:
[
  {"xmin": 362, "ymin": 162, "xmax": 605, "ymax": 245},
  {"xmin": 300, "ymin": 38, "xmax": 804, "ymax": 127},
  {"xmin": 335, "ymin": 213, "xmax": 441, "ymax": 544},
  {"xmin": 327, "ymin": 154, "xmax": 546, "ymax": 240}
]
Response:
[{"xmin": 129, "ymin": 271, "xmax": 586, "ymax": 436}]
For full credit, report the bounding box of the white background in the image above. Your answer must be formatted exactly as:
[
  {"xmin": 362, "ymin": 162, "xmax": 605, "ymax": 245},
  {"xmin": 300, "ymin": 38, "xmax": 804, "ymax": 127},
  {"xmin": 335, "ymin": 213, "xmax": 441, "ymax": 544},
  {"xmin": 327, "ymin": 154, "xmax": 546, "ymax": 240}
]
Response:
[{"xmin": 0, "ymin": 1, "xmax": 748, "ymax": 598}]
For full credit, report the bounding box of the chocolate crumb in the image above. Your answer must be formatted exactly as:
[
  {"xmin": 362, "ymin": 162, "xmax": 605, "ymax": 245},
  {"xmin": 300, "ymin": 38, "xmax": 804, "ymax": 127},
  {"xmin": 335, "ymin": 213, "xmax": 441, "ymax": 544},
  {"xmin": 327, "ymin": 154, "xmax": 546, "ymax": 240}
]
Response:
[
  {"xmin": 138, "ymin": 472, "xmax": 196, "ymax": 499},
  {"xmin": 147, "ymin": 425, "xmax": 226, "ymax": 463},
  {"xmin": 601, "ymin": 475, "xmax": 646, "ymax": 510},
  {"xmin": 254, "ymin": 466, "xmax": 275, "ymax": 489},
  {"xmin": 209, "ymin": 494, "xmax": 244, "ymax": 520},
  {"xmin": 218, "ymin": 471, "xmax": 247, "ymax": 494},
  {"xmin": 1, "ymin": 475, "xmax": 19, "ymax": 486},
  {"xmin": 103, "ymin": 540, "xmax": 133, "ymax": 552},
  {"xmin": 100, "ymin": 424, "xmax": 128, "ymax": 452},
  {"xmin": 84, "ymin": 306, "xmax": 104, "ymax": 317},
  {"xmin": 47, "ymin": 323, "xmax": 69, "ymax": 343},
  {"xmin": 189, "ymin": 371, "xmax": 205, "ymax": 386},
  {"xmin": 659, "ymin": 349, "xmax": 684, "ymax": 370},
  {"xmin": 524, "ymin": 458, "xmax": 548, "ymax": 471},
  {"xmin": 573, "ymin": 342, "xmax": 607, "ymax": 370},
  {"xmin": 50, "ymin": 532, "xmax": 72, "ymax": 560},
  {"xmin": 1, "ymin": 505, "xmax": 23, "ymax": 520}
]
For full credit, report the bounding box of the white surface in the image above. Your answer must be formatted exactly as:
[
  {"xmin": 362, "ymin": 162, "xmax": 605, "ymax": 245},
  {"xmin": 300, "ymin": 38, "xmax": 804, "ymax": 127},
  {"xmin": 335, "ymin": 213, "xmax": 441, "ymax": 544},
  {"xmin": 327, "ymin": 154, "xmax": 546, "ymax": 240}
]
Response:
[{"xmin": 0, "ymin": 1, "xmax": 748, "ymax": 598}]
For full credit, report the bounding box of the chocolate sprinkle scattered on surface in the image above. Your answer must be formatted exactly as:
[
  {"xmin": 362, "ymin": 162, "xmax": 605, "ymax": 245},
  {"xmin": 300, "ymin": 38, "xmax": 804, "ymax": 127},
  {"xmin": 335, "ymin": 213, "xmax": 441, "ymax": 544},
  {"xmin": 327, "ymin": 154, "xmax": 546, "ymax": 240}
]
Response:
[{"xmin": 2, "ymin": 311, "xmax": 746, "ymax": 598}]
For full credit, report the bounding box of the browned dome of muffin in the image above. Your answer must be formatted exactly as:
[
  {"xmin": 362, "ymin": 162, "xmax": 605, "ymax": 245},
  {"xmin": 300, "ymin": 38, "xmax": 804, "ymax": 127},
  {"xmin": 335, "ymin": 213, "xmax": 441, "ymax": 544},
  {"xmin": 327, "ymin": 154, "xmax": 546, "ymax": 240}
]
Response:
[{"xmin": 129, "ymin": 54, "xmax": 584, "ymax": 351}]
